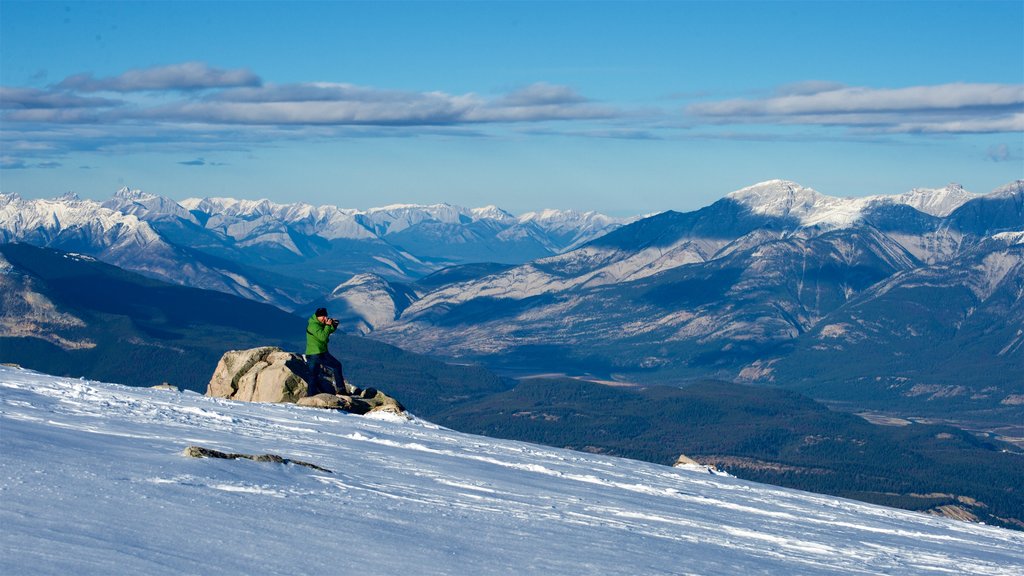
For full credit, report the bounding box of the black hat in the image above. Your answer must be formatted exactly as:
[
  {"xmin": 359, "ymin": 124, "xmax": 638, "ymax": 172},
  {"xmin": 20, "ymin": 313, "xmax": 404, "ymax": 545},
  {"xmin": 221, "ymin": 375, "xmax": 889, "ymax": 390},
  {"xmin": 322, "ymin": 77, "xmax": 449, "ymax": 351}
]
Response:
[{"xmin": 315, "ymin": 307, "xmax": 328, "ymax": 318}]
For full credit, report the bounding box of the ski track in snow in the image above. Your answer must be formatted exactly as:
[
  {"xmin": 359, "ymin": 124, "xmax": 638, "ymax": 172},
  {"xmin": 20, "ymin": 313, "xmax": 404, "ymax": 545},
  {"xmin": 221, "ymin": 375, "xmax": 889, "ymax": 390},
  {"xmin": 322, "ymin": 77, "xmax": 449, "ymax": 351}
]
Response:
[{"xmin": 1, "ymin": 366, "xmax": 1022, "ymax": 575}]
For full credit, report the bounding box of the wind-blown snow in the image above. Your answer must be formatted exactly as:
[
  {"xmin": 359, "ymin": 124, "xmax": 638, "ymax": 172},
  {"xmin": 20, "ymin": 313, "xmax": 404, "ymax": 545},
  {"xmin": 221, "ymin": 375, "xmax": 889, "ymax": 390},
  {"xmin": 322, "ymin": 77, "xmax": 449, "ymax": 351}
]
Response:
[{"xmin": 2, "ymin": 367, "xmax": 1022, "ymax": 575}]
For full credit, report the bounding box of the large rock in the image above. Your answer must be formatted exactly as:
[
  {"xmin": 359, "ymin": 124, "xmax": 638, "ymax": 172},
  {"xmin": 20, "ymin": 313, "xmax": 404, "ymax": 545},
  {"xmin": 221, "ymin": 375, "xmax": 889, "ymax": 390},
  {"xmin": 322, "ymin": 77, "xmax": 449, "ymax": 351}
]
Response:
[
  {"xmin": 206, "ymin": 346, "xmax": 312, "ymax": 403},
  {"xmin": 206, "ymin": 347, "xmax": 406, "ymax": 416}
]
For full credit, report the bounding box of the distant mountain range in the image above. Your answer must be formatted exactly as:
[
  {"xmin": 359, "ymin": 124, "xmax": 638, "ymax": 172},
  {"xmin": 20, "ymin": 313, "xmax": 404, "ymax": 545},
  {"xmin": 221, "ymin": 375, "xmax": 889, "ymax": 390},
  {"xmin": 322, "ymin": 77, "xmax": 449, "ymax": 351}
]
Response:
[
  {"xmin": 361, "ymin": 180, "xmax": 1023, "ymax": 418},
  {"xmin": 3, "ymin": 179, "xmax": 1021, "ymax": 422},
  {"xmin": 0, "ymin": 188, "xmax": 632, "ymax": 311}
]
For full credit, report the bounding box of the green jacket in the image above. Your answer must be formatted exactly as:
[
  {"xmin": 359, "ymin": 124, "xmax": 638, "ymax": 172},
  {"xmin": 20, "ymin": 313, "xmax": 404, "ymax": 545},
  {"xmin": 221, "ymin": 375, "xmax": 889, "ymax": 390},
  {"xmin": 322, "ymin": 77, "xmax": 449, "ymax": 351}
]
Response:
[{"xmin": 305, "ymin": 315, "xmax": 337, "ymax": 355}]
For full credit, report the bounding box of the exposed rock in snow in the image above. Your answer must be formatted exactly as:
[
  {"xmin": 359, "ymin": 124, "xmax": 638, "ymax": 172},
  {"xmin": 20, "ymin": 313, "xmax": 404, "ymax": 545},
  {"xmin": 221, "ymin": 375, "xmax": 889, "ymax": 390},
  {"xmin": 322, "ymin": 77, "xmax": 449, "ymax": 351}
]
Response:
[
  {"xmin": 183, "ymin": 445, "xmax": 333, "ymax": 473},
  {"xmin": 672, "ymin": 454, "xmax": 729, "ymax": 476},
  {"xmin": 206, "ymin": 346, "xmax": 313, "ymax": 403},
  {"xmin": 205, "ymin": 346, "xmax": 405, "ymax": 415}
]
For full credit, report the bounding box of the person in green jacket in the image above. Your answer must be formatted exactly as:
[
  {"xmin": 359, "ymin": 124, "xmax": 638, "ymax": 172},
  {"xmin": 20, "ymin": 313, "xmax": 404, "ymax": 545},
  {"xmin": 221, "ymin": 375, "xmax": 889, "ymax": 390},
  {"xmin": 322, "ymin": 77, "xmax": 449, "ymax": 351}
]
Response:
[{"xmin": 305, "ymin": 307, "xmax": 345, "ymax": 395}]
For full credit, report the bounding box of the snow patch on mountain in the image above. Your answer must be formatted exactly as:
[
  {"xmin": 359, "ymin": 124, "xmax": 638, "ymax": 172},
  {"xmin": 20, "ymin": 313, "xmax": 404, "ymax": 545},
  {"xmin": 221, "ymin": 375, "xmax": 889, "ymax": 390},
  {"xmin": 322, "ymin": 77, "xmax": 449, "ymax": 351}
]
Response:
[
  {"xmin": 887, "ymin": 183, "xmax": 978, "ymax": 217},
  {"xmin": 970, "ymin": 250, "xmax": 1024, "ymax": 302},
  {"xmin": 885, "ymin": 229, "xmax": 966, "ymax": 264},
  {"xmin": 994, "ymin": 230, "xmax": 1024, "ymax": 245},
  {"xmin": 726, "ymin": 180, "xmax": 982, "ymax": 228}
]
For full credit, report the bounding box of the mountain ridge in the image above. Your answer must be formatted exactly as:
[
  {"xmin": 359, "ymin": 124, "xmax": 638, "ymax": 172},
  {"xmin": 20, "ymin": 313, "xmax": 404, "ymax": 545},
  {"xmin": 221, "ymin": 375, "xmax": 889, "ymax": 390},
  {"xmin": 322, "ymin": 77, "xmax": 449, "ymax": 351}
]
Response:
[
  {"xmin": 1, "ymin": 188, "xmax": 633, "ymax": 309},
  {"xmin": 364, "ymin": 180, "xmax": 1023, "ymax": 421}
]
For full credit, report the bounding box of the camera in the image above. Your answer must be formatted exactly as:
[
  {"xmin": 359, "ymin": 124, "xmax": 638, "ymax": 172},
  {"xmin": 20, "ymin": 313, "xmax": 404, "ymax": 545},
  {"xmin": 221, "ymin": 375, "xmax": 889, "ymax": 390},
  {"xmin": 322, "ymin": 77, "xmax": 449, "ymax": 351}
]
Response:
[{"xmin": 330, "ymin": 318, "xmax": 340, "ymax": 328}]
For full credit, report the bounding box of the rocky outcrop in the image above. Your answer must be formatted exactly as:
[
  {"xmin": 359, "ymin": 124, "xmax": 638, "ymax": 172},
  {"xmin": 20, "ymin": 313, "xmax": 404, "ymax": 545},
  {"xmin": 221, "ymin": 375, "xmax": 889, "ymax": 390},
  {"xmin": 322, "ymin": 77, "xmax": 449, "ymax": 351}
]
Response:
[
  {"xmin": 205, "ymin": 346, "xmax": 405, "ymax": 415},
  {"xmin": 673, "ymin": 454, "xmax": 728, "ymax": 476},
  {"xmin": 183, "ymin": 445, "xmax": 332, "ymax": 473},
  {"xmin": 207, "ymin": 346, "xmax": 311, "ymax": 403}
]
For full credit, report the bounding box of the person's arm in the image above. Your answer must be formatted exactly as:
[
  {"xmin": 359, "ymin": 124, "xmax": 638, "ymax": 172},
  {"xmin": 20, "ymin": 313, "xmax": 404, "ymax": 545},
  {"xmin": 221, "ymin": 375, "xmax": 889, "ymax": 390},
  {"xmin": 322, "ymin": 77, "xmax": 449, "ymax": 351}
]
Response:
[{"xmin": 308, "ymin": 321, "xmax": 332, "ymax": 344}]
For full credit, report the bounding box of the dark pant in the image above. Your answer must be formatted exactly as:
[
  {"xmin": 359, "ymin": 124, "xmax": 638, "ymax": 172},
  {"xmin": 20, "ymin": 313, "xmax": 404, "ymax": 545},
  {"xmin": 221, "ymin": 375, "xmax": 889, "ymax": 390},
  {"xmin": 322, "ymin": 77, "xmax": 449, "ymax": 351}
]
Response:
[{"xmin": 306, "ymin": 351, "xmax": 345, "ymax": 395}]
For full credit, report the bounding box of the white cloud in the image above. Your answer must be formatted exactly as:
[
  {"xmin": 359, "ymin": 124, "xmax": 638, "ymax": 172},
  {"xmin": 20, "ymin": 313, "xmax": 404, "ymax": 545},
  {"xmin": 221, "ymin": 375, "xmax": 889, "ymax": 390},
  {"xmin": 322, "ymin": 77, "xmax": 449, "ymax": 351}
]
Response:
[
  {"xmin": 0, "ymin": 64, "xmax": 625, "ymax": 165},
  {"xmin": 0, "ymin": 87, "xmax": 120, "ymax": 109},
  {"xmin": 5, "ymin": 72, "xmax": 617, "ymax": 128},
  {"xmin": 56, "ymin": 62, "xmax": 261, "ymax": 92},
  {"xmin": 688, "ymin": 83, "xmax": 1024, "ymax": 134}
]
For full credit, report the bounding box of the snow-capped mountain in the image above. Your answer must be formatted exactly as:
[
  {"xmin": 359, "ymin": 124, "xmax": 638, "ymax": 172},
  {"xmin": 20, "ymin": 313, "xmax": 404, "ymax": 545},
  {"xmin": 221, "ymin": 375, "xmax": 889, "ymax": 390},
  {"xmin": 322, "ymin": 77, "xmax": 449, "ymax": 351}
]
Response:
[
  {"xmin": 0, "ymin": 191, "xmax": 305, "ymax": 309},
  {"xmin": 0, "ymin": 188, "xmax": 630, "ymax": 310},
  {"xmin": 724, "ymin": 179, "xmax": 980, "ymax": 228},
  {"xmin": 180, "ymin": 196, "xmax": 376, "ymax": 242},
  {"xmin": 368, "ymin": 180, "xmax": 1023, "ymax": 415},
  {"xmin": 0, "ymin": 191, "xmax": 164, "ymax": 250},
  {"xmin": 178, "ymin": 196, "xmax": 628, "ymax": 253},
  {"xmin": 102, "ymin": 186, "xmax": 201, "ymax": 225},
  {"xmin": 176, "ymin": 195, "xmax": 633, "ymax": 287},
  {"xmin": 3, "ymin": 366, "xmax": 1021, "ymax": 575},
  {"xmin": 518, "ymin": 208, "xmax": 632, "ymax": 252}
]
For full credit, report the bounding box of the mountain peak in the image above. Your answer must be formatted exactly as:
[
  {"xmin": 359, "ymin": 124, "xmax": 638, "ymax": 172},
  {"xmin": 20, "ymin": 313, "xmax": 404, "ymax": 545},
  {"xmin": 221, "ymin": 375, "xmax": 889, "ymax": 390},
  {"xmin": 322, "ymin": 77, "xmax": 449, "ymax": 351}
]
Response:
[
  {"xmin": 471, "ymin": 205, "xmax": 516, "ymax": 222},
  {"xmin": 725, "ymin": 180, "xmax": 831, "ymax": 221},
  {"xmin": 113, "ymin": 186, "xmax": 157, "ymax": 201},
  {"xmin": 895, "ymin": 183, "xmax": 978, "ymax": 217},
  {"xmin": 989, "ymin": 180, "xmax": 1024, "ymax": 199}
]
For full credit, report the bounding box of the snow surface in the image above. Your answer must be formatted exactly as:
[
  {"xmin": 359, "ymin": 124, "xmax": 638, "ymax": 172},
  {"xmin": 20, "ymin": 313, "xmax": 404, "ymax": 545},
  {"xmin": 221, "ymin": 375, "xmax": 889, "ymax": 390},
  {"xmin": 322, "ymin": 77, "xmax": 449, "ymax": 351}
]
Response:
[{"xmin": 2, "ymin": 367, "xmax": 1022, "ymax": 575}]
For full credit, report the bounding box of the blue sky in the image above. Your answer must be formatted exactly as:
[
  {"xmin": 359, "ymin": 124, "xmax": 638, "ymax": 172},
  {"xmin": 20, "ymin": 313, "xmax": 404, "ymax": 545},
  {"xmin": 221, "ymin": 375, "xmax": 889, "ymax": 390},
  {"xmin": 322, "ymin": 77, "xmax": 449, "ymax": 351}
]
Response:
[{"xmin": 1, "ymin": 1, "xmax": 1022, "ymax": 215}]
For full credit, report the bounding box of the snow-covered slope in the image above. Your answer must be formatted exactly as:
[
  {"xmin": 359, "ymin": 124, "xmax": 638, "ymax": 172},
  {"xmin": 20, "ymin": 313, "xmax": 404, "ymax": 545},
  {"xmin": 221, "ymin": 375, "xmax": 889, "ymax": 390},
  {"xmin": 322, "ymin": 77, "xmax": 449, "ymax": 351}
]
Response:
[
  {"xmin": 725, "ymin": 180, "xmax": 979, "ymax": 228},
  {"xmin": 885, "ymin": 183, "xmax": 978, "ymax": 218},
  {"xmin": 2, "ymin": 367, "xmax": 1022, "ymax": 575},
  {"xmin": 327, "ymin": 273, "xmax": 418, "ymax": 334}
]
